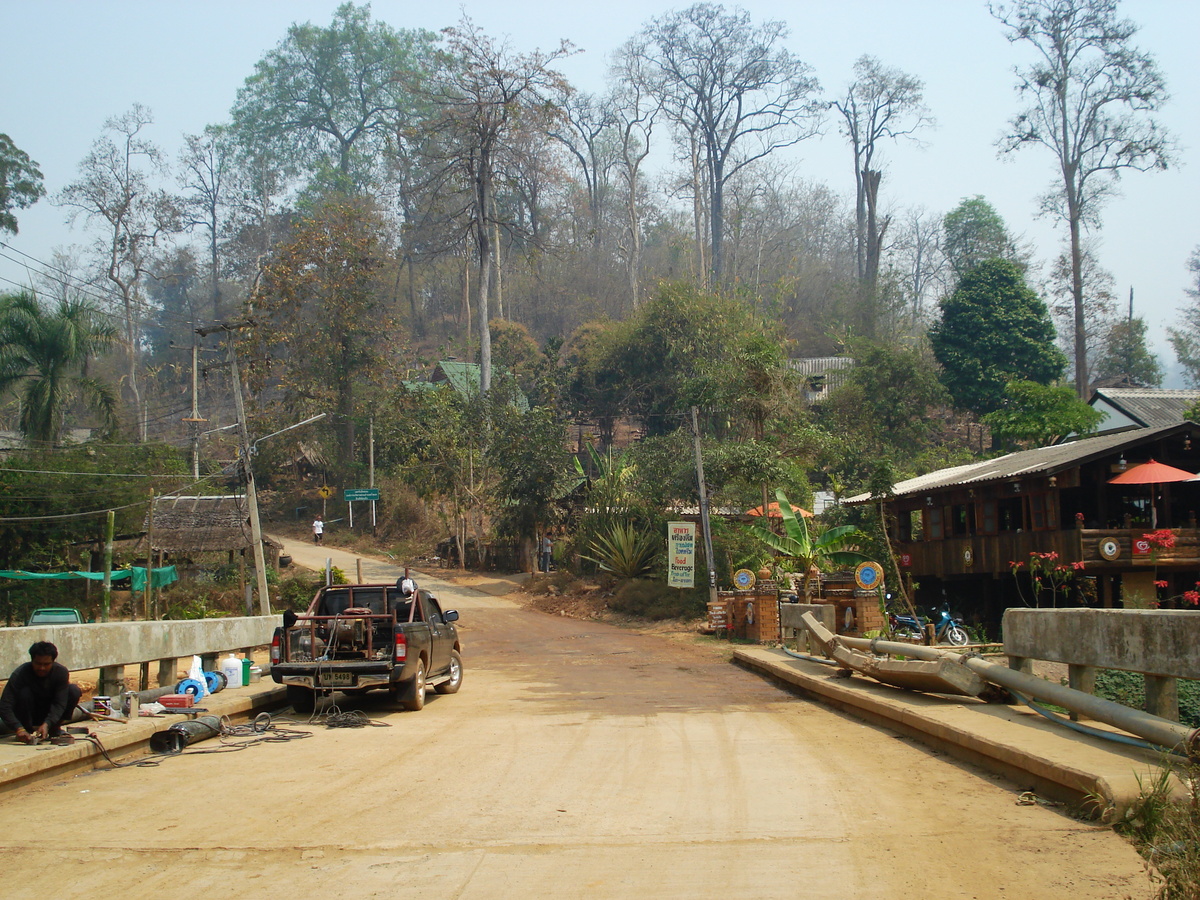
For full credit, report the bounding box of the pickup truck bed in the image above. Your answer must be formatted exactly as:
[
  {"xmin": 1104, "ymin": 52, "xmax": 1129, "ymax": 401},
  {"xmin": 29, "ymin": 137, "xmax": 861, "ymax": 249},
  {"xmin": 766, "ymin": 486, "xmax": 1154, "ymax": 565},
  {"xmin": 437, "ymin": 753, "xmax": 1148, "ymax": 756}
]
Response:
[{"xmin": 270, "ymin": 583, "xmax": 462, "ymax": 713}]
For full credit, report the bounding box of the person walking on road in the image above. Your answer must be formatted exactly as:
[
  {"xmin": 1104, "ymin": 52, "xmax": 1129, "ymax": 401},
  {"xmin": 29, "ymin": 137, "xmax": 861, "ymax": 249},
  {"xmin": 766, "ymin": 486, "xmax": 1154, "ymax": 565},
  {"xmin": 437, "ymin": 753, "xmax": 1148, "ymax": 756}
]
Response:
[
  {"xmin": 540, "ymin": 534, "xmax": 553, "ymax": 573},
  {"xmin": 312, "ymin": 515, "xmax": 324, "ymax": 545}
]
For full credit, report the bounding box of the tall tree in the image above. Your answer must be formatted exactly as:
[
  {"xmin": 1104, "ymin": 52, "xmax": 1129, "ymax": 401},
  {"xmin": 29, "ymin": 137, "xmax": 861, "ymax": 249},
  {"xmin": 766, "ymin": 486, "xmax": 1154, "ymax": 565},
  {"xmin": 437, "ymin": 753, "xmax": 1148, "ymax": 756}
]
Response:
[
  {"xmin": 0, "ymin": 291, "xmax": 119, "ymax": 445},
  {"xmin": 425, "ymin": 16, "xmax": 573, "ymax": 394},
  {"xmin": 632, "ymin": 2, "xmax": 822, "ymax": 283},
  {"xmin": 609, "ymin": 39, "xmax": 660, "ymax": 309},
  {"xmin": 57, "ymin": 105, "xmax": 176, "ymax": 438},
  {"xmin": 941, "ymin": 195, "xmax": 1018, "ymax": 279},
  {"xmin": 0, "ymin": 134, "xmax": 45, "ymax": 235},
  {"xmin": 993, "ymin": 0, "xmax": 1173, "ymax": 397},
  {"xmin": 252, "ymin": 195, "xmax": 399, "ymax": 467},
  {"xmin": 178, "ymin": 125, "xmax": 234, "ymax": 323},
  {"xmin": 231, "ymin": 2, "xmax": 437, "ymax": 191},
  {"xmin": 1094, "ymin": 313, "xmax": 1162, "ymax": 386},
  {"xmin": 833, "ymin": 55, "xmax": 931, "ymax": 336},
  {"xmin": 929, "ymin": 258, "xmax": 1066, "ymax": 415},
  {"xmin": 1046, "ymin": 239, "xmax": 1116, "ymax": 381},
  {"xmin": 1168, "ymin": 248, "xmax": 1200, "ymax": 387}
]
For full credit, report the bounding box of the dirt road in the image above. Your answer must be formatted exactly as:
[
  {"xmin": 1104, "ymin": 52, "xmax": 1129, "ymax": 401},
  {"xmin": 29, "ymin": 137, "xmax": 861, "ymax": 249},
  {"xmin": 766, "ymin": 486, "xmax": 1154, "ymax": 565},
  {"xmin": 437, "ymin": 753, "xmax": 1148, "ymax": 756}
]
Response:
[{"xmin": 0, "ymin": 551, "xmax": 1154, "ymax": 899}]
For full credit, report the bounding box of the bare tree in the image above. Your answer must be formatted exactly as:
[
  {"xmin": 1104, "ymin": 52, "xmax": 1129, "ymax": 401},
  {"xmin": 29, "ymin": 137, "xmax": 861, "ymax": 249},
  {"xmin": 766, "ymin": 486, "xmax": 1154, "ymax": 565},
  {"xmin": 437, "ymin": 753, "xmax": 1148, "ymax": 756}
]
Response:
[
  {"xmin": 632, "ymin": 3, "xmax": 822, "ymax": 284},
  {"xmin": 426, "ymin": 16, "xmax": 573, "ymax": 393},
  {"xmin": 609, "ymin": 37, "xmax": 660, "ymax": 309},
  {"xmin": 992, "ymin": 0, "xmax": 1173, "ymax": 396},
  {"xmin": 549, "ymin": 91, "xmax": 616, "ymax": 251},
  {"xmin": 1047, "ymin": 239, "xmax": 1117, "ymax": 383},
  {"xmin": 832, "ymin": 55, "xmax": 931, "ymax": 336},
  {"xmin": 57, "ymin": 105, "xmax": 176, "ymax": 438},
  {"xmin": 178, "ymin": 125, "xmax": 234, "ymax": 323}
]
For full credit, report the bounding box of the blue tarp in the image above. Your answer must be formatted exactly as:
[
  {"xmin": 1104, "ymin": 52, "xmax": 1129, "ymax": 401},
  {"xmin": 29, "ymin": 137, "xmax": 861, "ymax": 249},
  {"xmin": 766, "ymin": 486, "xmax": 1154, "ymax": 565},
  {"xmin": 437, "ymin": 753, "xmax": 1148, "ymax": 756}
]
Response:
[{"xmin": 0, "ymin": 566, "xmax": 178, "ymax": 592}]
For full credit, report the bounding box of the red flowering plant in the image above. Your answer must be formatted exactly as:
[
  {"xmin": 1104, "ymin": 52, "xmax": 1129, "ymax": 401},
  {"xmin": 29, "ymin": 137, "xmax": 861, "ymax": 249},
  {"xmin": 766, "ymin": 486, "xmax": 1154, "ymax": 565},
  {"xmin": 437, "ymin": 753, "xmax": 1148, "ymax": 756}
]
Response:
[
  {"xmin": 1010, "ymin": 550, "xmax": 1085, "ymax": 607},
  {"xmin": 1152, "ymin": 580, "xmax": 1200, "ymax": 610}
]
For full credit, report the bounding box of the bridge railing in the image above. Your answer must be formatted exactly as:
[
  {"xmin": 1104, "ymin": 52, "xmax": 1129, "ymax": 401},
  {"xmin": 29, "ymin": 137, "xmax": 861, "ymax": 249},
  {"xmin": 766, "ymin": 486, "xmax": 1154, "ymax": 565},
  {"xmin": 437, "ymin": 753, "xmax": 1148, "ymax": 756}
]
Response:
[
  {"xmin": 1003, "ymin": 608, "xmax": 1200, "ymax": 722},
  {"xmin": 0, "ymin": 616, "xmax": 278, "ymax": 697}
]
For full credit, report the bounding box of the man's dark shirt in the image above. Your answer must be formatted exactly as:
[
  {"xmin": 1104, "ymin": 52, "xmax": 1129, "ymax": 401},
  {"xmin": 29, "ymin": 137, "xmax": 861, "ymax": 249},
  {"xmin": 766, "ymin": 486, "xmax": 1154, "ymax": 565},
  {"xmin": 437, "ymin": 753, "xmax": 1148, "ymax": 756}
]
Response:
[{"xmin": 0, "ymin": 661, "xmax": 72, "ymax": 732}]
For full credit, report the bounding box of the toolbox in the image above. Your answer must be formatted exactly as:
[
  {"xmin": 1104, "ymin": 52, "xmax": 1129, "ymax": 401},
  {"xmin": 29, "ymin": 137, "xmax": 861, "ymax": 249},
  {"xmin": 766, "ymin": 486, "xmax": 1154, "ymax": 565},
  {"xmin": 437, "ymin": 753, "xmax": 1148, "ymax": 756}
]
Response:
[{"xmin": 158, "ymin": 694, "xmax": 194, "ymax": 709}]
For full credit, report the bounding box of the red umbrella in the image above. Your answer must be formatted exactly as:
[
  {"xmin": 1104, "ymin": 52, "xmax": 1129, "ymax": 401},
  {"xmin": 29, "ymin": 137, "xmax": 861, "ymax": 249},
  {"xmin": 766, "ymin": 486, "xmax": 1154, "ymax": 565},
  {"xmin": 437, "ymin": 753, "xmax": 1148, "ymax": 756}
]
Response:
[
  {"xmin": 747, "ymin": 501, "xmax": 813, "ymax": 519},
  {"xmin": 1108, "ymin": 459, "xmax": 1197, "ymax": 528}
]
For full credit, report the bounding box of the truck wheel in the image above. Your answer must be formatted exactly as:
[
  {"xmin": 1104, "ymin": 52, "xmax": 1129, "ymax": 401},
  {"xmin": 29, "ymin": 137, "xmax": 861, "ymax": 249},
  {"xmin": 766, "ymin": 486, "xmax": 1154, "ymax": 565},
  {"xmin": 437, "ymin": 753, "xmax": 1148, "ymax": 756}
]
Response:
[
  {"xmin": 286, "ymin": 685, "xmax": 315, "ymax": 714},
  {"xmin": 435, "ymin": 650, "xmax": 463, "ymax": 695},
  {"xmin": 400, "ymin": 660, "xmax": 426, "ymax": 711}
]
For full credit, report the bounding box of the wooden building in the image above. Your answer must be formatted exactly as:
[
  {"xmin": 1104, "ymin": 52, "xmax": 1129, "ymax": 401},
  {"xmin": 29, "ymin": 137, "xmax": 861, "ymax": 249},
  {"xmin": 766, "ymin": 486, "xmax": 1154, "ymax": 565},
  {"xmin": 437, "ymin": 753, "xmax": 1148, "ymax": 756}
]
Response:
[{"xmin": 846, "ymin": 423, "xmax": 1200, "ymax": 626}]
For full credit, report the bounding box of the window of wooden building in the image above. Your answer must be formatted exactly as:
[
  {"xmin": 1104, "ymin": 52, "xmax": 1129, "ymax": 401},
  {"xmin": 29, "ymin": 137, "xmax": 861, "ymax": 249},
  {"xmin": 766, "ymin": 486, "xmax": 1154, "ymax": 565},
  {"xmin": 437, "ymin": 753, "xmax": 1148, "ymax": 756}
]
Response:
[
  {"xmin": 977, "ymin": 500, "xmax": 998, "ymax": 535},
  {"xmin": 926, "ymin": 505, "xmax": 944, "ymax": 540},
  {"xmin": 1027, "ymin": 493, "xmax": 1052, "ymax": 531}
]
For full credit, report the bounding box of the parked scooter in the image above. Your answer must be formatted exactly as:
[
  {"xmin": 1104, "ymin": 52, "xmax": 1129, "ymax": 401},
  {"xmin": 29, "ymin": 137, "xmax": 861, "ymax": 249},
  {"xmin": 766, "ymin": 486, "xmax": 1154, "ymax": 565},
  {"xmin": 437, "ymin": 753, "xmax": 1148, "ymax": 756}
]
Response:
[{"xmin": 888, "ymin": 607, "xmax": 969, "ymax": 646}]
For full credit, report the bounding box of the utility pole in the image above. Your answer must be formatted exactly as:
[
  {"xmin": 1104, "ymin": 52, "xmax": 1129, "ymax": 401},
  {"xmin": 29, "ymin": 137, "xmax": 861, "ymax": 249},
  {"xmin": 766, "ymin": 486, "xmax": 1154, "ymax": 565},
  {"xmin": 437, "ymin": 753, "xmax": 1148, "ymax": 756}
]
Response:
[
  {"xmin": 369, "ymin": 414, "xmax": 376, "ymax": 534},
  {"xmin": 182, "ymin": 341, "xmax": 207, "ymax": 479},
  {"xmin": 691, "ymin": 407, "xmax": 718, "ymax": 605},
  {"xmin": 102, "ymin": 509, "xmax": 114, "ymax": 622},
  {"xmin": 199, "ymin": 321, "xmax": 271, "ymax": 616}
]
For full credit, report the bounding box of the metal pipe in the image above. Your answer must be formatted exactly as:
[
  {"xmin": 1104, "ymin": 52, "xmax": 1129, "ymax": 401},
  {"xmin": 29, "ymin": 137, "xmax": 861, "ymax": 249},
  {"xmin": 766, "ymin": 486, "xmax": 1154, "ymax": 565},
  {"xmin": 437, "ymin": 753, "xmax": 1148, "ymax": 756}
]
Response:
[{"xmin": 801, "ymin": 612, "xmax": 1200, "ymax": 757}]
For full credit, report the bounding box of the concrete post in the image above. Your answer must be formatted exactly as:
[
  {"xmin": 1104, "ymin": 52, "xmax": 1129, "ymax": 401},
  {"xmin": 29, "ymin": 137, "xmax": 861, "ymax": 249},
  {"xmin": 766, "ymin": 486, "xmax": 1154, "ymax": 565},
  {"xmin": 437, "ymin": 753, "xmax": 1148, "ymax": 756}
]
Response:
[
  {"xmin": 1067, "ymin": 664, "xmax": 1096, "ymax": 722},
  {"xmin": 157, "ymin": 658, "xmax": 176, "ymax": 688},
  {"xmin": 1007, "ymin": 656, "xmax": 1034, "ymax": 675},
  {"xmin": 1145, "ymin": 675, "xmax": 1179, "ymax": 722},
  {"xmin": 98, "ymin": 665, "xmax": 125, "ymax": 699}
]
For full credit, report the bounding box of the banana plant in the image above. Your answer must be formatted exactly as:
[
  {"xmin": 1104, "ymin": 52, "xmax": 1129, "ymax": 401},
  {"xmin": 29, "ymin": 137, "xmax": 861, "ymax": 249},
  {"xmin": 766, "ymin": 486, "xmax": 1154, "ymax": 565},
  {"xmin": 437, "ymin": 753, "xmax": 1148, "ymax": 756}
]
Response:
[{"xmin": 746, "ymin": 488, "xmax": 868, "ymax": 599}]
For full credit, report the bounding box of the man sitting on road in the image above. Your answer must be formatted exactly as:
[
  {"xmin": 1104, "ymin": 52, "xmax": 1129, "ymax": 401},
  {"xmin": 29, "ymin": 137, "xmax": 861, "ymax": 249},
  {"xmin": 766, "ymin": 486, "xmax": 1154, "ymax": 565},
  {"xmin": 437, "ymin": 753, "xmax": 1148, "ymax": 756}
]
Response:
[{"xmin": 0, "ymin": 641, "xmax": 82, "ymax": 744}]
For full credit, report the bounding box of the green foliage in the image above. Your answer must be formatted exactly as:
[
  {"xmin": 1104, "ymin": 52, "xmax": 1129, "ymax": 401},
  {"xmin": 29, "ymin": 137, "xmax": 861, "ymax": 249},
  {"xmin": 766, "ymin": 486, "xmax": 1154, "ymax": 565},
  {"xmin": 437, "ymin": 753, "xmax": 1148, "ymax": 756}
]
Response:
[
  {"xmin": 0, "ymin": 134, "xmax": 45, "ymax": 235},
  {"xmin": 0, "ymin": 443, "xmax": 190, "ymax": 569},
  {"xmin": 982, "ymin": 380, "xmax": 1104, "ymax": 448},
  {"xmin": 0, "ymin": 291, "xmax": 120, "ymax": 444},
  {"xmin": 930, "ymin": 258, "xmax": 1066, "ymax": 415},
  {"xmin": 582, "ymin": 521, "xmax": 661, "ymax": 580},
  {"xmin": 231, "ymin": 3, "xmax": 438, "ymax": 187},
  {"xmin": 1093, "ymin": 670, "xmax": 1200, "ymax": 730},
  {"xmin": 277, "ymin": 572, "xmax": 326, "ymax": 612},
  {"xmin": 821, "ymin": 339, "xmax": 949, "ymax": 483},
  {"xmin": 941, "ymin": 195, "xmax": 1017, "ymax": 278},
  {"xmin": 489, "ymin": 404, "xmax": 572, "ymax": 539},
  {"xmin": 250, "ymin": 195, "xmax": 400, "ymax": 468},
  {"xmin": 1095, "ymin": 316, "xmax": 1163, "ymax": 386},
  {"xmin": 746, "ymin": 489, "xmax": 868, "ymax": 596},
  {"xmin": 590, "ymin": 283, "xmax": 793, "ymax": 437},
  {"xmin": 608, "ymin": 578, "xmax": 706, "ymax": 620},
  {"xmin": 1169, "ymin": 248, "xmax": 1200, "ymax": 388}
]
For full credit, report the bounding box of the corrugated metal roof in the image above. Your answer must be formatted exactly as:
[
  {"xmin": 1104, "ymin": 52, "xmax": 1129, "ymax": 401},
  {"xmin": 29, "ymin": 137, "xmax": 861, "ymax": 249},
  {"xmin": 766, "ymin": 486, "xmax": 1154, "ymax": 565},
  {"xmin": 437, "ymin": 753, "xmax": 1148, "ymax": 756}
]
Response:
[
  {"xmin": 1093, "ymin": 388, "xmax": 1200, "ymax": 428},
  {"xmin": 845, "ymin": 423, "xmax": 1190, "ymax": 504}
]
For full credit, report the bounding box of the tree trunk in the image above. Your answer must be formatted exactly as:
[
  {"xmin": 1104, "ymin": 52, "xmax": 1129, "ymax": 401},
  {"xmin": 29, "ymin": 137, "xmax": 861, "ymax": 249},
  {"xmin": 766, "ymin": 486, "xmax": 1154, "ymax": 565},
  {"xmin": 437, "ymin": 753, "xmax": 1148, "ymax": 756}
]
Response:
[{"xmin": 1070, "ymin": 211, "xmax": 1088, "ymax": 397}]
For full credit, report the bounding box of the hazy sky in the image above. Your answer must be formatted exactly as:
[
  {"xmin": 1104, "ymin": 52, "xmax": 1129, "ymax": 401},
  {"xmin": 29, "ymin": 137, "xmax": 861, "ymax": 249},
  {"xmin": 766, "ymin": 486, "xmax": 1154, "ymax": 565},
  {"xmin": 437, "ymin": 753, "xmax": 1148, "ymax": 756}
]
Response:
[{"xmin": 2, "ymin": 1, "xmax": 1197, "ymax": 381}]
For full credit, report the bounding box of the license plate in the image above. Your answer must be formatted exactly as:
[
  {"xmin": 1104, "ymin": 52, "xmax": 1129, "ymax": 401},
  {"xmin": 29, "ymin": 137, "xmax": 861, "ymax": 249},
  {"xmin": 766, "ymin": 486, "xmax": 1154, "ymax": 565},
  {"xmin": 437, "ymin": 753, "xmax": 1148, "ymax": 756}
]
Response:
[{"xmin": 318, "ymin": 671, "xmax": 353, "ymax": 687}]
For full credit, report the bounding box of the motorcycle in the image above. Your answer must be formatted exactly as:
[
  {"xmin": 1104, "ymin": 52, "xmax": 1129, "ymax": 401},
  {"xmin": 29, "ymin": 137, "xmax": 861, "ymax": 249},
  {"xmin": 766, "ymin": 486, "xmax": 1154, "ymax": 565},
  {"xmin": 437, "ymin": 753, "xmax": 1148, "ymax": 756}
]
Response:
[{"xmin": 888, "ymin": 607, "xmax": 969, "ymax": 646}]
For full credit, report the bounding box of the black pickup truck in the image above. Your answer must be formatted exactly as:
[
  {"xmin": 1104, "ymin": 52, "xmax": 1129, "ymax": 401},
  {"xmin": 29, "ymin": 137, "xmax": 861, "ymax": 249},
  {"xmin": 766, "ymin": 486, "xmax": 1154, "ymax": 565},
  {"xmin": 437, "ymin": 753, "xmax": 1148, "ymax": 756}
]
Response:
[{"xmin": 270, "ymin": 582, "xmax": 462, "ymax": 713}]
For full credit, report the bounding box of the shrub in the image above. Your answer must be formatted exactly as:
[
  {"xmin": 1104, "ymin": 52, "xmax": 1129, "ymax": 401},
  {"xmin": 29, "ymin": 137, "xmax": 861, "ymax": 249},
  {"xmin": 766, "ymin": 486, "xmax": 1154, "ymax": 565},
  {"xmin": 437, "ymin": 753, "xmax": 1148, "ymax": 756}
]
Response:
[
  {"xmin": 582, "ymin": 522, "xmax": 660, "ymax": 579},
  {"xmin": 608, "ymin": 579, "xmax": 706, "ymax": 621}
]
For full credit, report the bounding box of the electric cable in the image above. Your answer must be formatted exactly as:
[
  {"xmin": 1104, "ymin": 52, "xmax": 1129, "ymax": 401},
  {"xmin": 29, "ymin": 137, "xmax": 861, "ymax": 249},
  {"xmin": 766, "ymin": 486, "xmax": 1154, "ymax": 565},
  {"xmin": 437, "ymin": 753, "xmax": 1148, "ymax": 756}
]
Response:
[{"xmin": 1008, "ymin": 688, "xmax": 1187, "ymax": 758}]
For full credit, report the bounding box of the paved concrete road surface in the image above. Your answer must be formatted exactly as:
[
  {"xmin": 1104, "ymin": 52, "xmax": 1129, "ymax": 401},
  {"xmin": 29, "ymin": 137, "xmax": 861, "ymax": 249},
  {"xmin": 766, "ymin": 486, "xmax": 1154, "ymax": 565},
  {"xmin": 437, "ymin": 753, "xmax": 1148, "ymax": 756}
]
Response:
[{"xmin": 0, "ymin": 545, "xmax": 1154, "ymax": 899}]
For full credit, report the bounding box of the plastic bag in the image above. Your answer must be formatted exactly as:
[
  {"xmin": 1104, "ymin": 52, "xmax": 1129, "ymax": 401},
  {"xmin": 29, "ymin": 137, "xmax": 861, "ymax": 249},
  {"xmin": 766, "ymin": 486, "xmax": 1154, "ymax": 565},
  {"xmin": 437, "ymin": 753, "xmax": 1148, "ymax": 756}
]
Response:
[{"xmin": 187, "ymin": 655, "xmax": 209, "ymax": 698}]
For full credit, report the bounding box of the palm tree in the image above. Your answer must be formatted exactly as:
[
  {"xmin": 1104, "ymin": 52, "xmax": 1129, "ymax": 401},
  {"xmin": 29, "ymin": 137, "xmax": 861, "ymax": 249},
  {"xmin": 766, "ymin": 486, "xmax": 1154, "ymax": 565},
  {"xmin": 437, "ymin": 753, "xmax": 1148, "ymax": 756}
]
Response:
[
  {"xmin": 0, "ymin": 290, "xmax": 119, "ymax": 445},
  {"xmin": 747, "ymin": 488, "xmax": 868, "ymax": 599}
]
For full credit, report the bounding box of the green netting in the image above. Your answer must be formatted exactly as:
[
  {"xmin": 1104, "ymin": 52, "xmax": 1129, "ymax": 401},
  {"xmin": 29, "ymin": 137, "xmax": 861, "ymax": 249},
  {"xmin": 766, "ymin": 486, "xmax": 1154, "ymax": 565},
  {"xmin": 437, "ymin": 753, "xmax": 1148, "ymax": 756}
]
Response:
[{"xmin": 0, "ymin": 566, "xmax": 178, "ymax": 591}]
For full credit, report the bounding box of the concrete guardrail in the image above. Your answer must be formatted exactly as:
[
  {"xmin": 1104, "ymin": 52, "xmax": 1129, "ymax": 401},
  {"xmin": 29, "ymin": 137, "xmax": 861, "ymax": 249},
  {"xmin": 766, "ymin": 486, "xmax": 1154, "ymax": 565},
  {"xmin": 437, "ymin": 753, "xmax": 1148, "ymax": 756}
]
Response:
[{"xmin": 1, "ymin": 616, "xmax": 278, "ymax": 696}]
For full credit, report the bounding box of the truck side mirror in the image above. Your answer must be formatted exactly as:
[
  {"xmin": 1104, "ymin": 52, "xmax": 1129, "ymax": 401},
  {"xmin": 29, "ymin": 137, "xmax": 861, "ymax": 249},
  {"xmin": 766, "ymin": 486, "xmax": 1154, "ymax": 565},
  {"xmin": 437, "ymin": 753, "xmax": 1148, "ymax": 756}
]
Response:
[{"xmin": 443, "ymin": 610, "xmax": 459, "ymax": 623}]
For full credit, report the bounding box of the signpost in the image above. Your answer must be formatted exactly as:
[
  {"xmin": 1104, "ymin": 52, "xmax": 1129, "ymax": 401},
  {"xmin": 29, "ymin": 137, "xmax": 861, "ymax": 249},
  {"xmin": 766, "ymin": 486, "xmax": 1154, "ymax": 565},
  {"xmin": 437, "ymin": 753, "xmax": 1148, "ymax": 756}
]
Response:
[
  {"xmin": 343, "ymin": 488, "xmax": 380, "ymax": 529},
  {"xmin": 667, "ymin": 522, "xmax": 696, "ymax": 589}
]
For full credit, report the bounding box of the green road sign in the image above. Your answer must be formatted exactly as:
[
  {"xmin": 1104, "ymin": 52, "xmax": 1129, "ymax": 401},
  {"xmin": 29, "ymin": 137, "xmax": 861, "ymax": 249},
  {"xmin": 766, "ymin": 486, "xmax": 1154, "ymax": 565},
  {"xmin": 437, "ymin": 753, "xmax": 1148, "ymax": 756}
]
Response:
[{"xmin": 342, "ymin": 488, "xmax": 380, "ymax": 502}]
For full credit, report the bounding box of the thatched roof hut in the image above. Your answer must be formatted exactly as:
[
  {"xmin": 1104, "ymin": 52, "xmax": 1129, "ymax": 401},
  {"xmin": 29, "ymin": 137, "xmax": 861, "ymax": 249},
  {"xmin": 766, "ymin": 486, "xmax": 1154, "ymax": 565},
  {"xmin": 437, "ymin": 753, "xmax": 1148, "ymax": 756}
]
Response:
[{"xmin": 146, "ymin": 495, "xmax": 254, "ymax": 553}]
